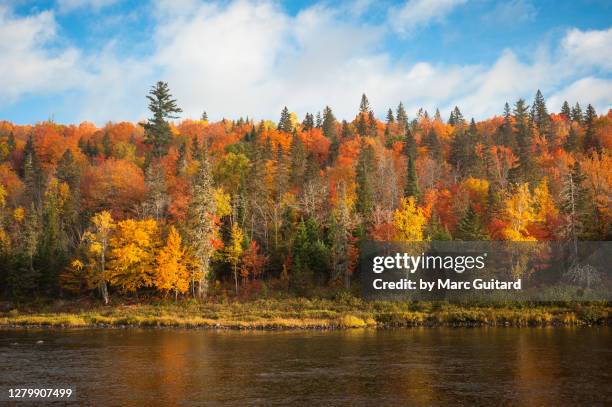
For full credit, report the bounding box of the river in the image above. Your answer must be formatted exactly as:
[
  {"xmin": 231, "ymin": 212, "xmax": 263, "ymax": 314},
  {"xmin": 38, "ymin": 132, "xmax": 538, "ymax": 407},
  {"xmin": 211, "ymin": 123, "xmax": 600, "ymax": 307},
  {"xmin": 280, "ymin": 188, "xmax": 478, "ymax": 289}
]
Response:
[{"xmin": 1, "ymin": 327, "xmax": 610, "ymax": 405}]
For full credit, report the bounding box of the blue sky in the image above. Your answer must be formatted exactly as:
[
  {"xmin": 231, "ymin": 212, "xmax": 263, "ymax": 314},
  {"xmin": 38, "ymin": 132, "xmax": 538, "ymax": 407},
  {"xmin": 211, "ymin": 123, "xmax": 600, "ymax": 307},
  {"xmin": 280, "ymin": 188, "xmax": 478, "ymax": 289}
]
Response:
[{"xmin": 1, "ymin": 0, "xmax": 611, "ymax": 125}]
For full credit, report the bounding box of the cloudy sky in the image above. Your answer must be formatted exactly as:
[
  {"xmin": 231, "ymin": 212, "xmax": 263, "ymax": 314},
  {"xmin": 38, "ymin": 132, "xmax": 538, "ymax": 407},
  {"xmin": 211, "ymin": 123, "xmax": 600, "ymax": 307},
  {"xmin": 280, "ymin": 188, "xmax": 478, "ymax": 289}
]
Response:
[{"xmin": 1, "ymin": 0, "xmax": 611, "ymax": 125}]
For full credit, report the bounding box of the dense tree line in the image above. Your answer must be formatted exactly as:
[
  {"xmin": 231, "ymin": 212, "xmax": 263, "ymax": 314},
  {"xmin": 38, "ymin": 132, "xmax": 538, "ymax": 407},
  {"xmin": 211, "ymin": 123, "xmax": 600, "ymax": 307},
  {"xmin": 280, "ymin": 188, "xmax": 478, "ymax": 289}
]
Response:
[{"xmin": 0, "ymin": 82, "xmax": 610, "ymax": 301}]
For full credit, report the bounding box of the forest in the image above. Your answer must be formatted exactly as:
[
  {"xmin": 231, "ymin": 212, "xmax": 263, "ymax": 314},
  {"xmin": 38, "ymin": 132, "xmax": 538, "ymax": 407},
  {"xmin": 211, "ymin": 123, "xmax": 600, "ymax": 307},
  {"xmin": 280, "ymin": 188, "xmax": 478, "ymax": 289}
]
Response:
[{"xmin": 0, "ymin": 82, "xmax": 609, "ymax": 303}]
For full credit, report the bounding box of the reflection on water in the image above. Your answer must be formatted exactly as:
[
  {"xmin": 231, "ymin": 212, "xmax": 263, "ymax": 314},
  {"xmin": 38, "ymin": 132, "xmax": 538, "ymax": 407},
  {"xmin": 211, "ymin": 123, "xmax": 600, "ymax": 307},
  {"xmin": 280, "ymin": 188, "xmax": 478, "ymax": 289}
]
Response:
[{"xmin": 0, "ymin": 327, "xmax": 610, "ymax": 406}]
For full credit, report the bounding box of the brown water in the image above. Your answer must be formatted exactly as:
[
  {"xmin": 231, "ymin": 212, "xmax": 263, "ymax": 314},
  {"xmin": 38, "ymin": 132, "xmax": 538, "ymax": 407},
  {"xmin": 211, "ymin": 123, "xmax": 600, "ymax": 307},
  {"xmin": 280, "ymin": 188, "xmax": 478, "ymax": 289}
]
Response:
[{"xmin": 0, "ymin": 327, "xmax": 610, "ymax": 406}]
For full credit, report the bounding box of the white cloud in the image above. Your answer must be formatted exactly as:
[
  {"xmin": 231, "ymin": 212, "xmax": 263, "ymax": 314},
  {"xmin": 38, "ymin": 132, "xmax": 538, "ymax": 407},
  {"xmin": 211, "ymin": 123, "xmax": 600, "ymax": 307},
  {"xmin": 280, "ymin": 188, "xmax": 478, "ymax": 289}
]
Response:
[
  {"xmin": 0, "ymin": 6, "xmax": 87, "ymax": 105},
  {"xmin": 548, "ymin": 77, "xmax": 612, "ymax": 113},
  {"xmin": 56, "ymin": 0, "xmax": 119, "ymax": 13},
  {"xmin": 0, "ymin": 1, "xmax": 611, "ymax": 124},
  {"xmin": 388, "ymin": 0, "xmax": 468, "ymax": 35},
  {"xmin": 561, "ymin": 27, "xmax": 612, "ymax": 71},
  {"xmin": 481, "ymin": 0, "xmax": 537, "ymax": 25}
]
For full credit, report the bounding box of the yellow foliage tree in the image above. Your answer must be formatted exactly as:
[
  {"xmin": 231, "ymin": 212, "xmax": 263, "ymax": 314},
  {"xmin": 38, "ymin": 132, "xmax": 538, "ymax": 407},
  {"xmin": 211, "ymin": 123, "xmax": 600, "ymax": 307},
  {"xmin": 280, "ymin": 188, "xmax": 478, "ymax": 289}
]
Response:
[
  {"xmin": 462, "ymin": 177, "xmax": 489, "ymax": 206},
  {"xmin": 107, "ymin": 218, "xmax": 160, "ymax": 294},
  {"xmin": 82, "ymin": 211, "xmax": 115, "ymax": 304},
  {"xmin": 155, "ymin": 226, "xmax": 189, "ymax": 301},
  {"xmin": 225, "ymin": 223, "xmax": 244, "ymax": 294},
  {"xmin": 533, "ymin": 177, "xmax": 558, "ymax": 221},
  {"xmin": 393, "ymin": 197, "xmax": 427, "ymax": 241},
  {"xmin": 502, "ymin": 183, "xmax": 537, "ymax": 241}
]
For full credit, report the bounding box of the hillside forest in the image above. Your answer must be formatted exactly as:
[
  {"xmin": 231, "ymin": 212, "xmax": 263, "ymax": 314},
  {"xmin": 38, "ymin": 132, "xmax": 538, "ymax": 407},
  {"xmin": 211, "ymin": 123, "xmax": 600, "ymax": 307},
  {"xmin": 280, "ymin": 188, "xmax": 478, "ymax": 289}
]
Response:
[{"xmin": 0, "ymin": 82, "xmax": 609, "ymax": 302}]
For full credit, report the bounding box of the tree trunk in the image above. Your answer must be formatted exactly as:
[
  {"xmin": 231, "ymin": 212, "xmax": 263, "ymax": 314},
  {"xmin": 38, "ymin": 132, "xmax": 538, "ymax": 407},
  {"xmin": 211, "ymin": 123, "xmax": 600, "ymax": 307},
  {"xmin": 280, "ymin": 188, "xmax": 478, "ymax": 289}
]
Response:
[
  {"xmin": 100, "ymin": 281, "xmax": 109, "ymax": 305},
  {"xmin": 234, "ymin": 265, "xmax": 239, "ymax": 295},
  {"xmin": 198, "ymin": 274, "xmax": 207, "ymax": 299}
]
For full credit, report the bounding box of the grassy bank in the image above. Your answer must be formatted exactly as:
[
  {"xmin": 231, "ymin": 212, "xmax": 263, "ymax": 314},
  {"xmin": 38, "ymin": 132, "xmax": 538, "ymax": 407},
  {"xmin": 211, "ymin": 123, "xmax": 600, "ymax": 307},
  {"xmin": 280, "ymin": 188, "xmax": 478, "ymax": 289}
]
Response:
[{"xmin": 0, "ymin": 298, "xmax": 610, "ymax": 329}]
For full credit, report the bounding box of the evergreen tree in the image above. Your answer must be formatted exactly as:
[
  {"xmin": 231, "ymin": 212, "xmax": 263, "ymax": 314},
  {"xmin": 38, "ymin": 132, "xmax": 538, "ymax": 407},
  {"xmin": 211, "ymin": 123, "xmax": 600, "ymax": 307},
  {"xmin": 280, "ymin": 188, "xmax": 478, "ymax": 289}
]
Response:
[
  {"xmin": 201, "ymin": 111, "xmax": 208, "ymax": 121},
  {"xmin": 359, "ymin": 93, "xmax": 370, "ymax": 113},
  {"xmin": 56, "ymin": 149, "xmax": 82, "ymax": 247},
  {"xmin": 23, "ymin": 136, "xmax": 44, "ymax": 209},
  {"xmin": 499, "ymin": 102, "xmax": 516, "ymax": 150},
  {"xmin": 56, "ymin": 149, "xmax": 80, "ymax": 191},
  {"xmin": 341, "ymin": 120, "xmax": 354, "ymax": 138},
  {"xmin": 448, "ymin": 106, "xmax": 465, "ymax": 126},
  {"xmin": 275, "ymin": 145, "xmax": 288, "ymax": 203},
  {"xmin": 290, "ymin": 131, "xmax": 306, "ymax": 187},
  {"xmin": 564, "ymin": 125, "xmax": 579, "ymax": 152},
  {"xmin": 583, "ymin": 104, "xmax": 600, "ymax": 154},
  {"xmin": 434, "ymin": 108, "xmax": 442, "ymax": 122},
  {"xmin": 450, "ymin": 128, "xmax": 469, "ymax": 177},
  {"xmin": 455, "ymin": 205, "xmax": 489, "ymax": 240},
  {"xmin": 404, "ymin": 155, "xmax": 419, "ymax": 199},
  {"xmin": 355, "ymin": 141, "xmax": 375, "ymax": 218},
  {"xmin": 386, "ymin": 108, "xmax": 395, "ymax": 124},
  {"xmin": 356, "ymin": 111, "xmax": 368, "ymax": 137},
  {"xmin": 7, "ymin": 132, "xmax": 16, "ymax": 154},
  {"xmin": 368, "ymin": 111, "xmax": 377, "ymax": 136},
  {"xmin": 571, "ymin": 102, "xmax": 583, "ymax": 123},
  {"xmin": 426, "ymin": 210, "xmax": 452, "ymax": 240},
  {"xmin": 424, "ymin": 128, "xmax": 443, "ymax": 161},
  {"xmin": 142, "ymin": 81, "xmax": 182, "ymax": 158},
  {"xmin": 396, "ymin": 102, "xmax": 408, "ymax": 131},
  {"xmin": 509, "ymin": 98, "xmax": 537, "ymax": 184},
  {"xmin": 561, "ymin": 101, "xmax": 571, "ymax": 119},
  {"xmin": 403, "ymin": 128, "xmax": 417, "ymax": 159},
  {"xmin": 18, "ymin": 204, "xmax": 41, "ymax": 292},
  {"xmin": 532, "ymin": 89, "xmax": 551, "ymax": 142},
  {"xmin": 302, "ymin": 113, "xmax": 314, "ymax": 131},
  {"xmin": 322, "ymin": 106, "xmax": 337, "ymax": 139},
  {"xmin": 278, "ymin": 106, "xmax": 293, "ymax": 133},
  {"xmin": 315, "ymin": 111, "xmax": 322, "ymax": 128},
  {"xmin": 486, "ymin": 182, "xmax": 503, "ymax": 224}
]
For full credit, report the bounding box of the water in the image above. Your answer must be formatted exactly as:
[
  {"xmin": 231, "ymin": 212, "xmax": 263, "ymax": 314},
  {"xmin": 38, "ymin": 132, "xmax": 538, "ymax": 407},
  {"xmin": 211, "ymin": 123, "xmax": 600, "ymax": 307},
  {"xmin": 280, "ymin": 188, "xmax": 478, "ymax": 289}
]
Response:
[{"xmin": 1, "ymin": 327, "xmax": 610, "ymax": 406}]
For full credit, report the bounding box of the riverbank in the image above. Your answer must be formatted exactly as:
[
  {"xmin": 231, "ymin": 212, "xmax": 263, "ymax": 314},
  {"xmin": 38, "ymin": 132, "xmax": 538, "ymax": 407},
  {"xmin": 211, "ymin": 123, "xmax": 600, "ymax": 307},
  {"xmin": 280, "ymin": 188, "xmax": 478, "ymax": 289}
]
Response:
[{"xmin": 1, "ymin": 298, "xmax": 610, "ymax": 329}]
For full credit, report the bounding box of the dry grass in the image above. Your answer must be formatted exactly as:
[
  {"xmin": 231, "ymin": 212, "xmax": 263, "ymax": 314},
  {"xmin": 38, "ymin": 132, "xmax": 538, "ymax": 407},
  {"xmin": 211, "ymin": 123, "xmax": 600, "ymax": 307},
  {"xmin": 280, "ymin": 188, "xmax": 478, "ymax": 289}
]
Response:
[{"xmin": 0, "ymin": 298, "xmax": 609, "ymax": 329}]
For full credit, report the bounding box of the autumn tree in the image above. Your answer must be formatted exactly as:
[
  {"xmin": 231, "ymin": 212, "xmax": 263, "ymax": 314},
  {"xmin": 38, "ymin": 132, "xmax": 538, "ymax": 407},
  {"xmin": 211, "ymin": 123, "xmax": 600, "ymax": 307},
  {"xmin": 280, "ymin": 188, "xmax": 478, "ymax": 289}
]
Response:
[
  {"xmin": 394, "ymin": 197, "xmax": 427, "ymax": 241},
  {"xmin": 82, "ymin": 211, "xmax": 115, "ymax": 304},
  {"xmin": 155, "ymin": 226, "xmax": 189, "ymax": 300},
  {"xmin": 502, "ymin": 183, "xmax": 536, "ymax": 241},
  {"xmin": 107, "ymin": 218, "xmax": 159, "ymax": 295},
  {"xmin": 225, "ymin": 222, "xmax": 244, "ymax": 294},
  {"xmin": 240, "ymin": 240, "xmax": 267, "ymax": 282}
]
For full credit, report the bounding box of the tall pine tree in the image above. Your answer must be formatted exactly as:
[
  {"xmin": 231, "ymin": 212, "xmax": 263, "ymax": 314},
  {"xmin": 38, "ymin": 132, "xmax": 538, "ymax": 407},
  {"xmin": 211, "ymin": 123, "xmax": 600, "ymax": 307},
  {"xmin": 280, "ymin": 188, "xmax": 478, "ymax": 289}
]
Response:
[{"xmin": 142, "ymin": 81, "xmax": 182, "ymax": 158}]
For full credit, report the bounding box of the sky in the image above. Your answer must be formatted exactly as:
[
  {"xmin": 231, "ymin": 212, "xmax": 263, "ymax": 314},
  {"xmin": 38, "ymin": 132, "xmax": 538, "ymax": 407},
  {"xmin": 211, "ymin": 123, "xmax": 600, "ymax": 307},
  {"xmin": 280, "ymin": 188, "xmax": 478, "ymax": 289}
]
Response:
[{"xmin": 1, "ymin": 0, "xmax": 611, "ymax": 125}]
